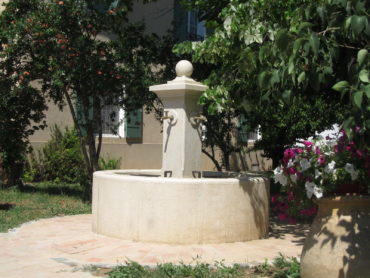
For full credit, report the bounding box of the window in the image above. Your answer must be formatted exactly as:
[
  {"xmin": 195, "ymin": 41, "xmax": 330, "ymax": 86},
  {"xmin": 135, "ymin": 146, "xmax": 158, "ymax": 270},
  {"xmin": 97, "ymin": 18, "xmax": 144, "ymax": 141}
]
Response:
[
  {"xmin": 100, "ymin": 105, "xmax": 143, "ymax": 138},
  {"xmin": 174, "ymin": 2, "xmax": 208, "ymax": 42},
  {"xmin": 187, "ymin": 11, "xmax": 206, "ymax": 41},
  {"xmin": 238, "ymin": 115, "xmax": 261, "ymax": 143},
  {"xmin": 100, "ymin": 104, "xmax": 125, "ymax": 137}
]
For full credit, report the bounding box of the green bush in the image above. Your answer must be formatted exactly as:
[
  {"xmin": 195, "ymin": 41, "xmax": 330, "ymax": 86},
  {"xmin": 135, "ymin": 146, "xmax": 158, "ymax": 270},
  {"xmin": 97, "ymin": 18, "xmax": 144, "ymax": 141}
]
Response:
[
  {"xmin": 99, "ymin": 156, "xmax": 121, "ymax": 170},
  {"xmin": 254, "ymin": 254, "xmax": 300, "ymax": 278},
  {"xmin": 24, "ymin": 125, "xmax": 87, "ymax": 184},
  {"xmin": 108, "ymin": 261, "xmax": 243, "ymax": 278}
]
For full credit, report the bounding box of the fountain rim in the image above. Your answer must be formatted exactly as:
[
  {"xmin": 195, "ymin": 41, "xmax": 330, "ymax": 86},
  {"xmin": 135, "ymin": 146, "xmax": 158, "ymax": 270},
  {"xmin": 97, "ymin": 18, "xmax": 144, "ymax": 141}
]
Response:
[{"xmin": 93, "ymin": 169, "xmax": 267, "ymax": 183}]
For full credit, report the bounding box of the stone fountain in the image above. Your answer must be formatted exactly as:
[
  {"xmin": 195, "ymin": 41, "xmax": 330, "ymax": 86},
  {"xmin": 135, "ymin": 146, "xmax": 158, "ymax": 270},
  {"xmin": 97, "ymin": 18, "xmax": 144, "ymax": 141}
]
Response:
[{"xmin": 92, "ymin": 61, "xmax": 269, "ymax": 244}]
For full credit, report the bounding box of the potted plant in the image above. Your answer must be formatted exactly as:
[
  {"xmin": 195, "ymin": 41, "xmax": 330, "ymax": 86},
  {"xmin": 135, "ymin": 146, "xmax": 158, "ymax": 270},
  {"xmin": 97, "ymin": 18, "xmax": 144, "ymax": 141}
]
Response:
[{"xmin": 273, "ymin": 129, "xmax": 370, "ymax": 278}]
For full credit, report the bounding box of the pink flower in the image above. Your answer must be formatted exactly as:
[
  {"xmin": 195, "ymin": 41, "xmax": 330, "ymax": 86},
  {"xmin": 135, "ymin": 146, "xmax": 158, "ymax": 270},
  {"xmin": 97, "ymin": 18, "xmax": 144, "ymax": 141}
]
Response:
[
  {"xmin": 284, "ymin": 148, "xmax": 296, "ymax": 159},
  {"xmin": 300, "ymin": 209, "xmax": 307, "ymax": 216},
  {"xmin": 278, "ymin": 202, "xmax": 289, "ymax": 211},
  {"xmin": 271, "ymin": 195, "xmax": 278, "ymax": 203},
  {"xmin": 315, "ymin": 147, "xmax": 322, "ymax": 155},
  {"xmin": 278, "ymin": 213, "xmax": 288, "ymax": 221},
  {"xmin": 318, "ymin": 155, "xmax": 326, "ymax": 165},
  {"xmin": 334, "ymin": 145, "xmax": 339, "ymax": 153},
  {"xmin": 303, "ymin": 141, "xmax": 313, "ymax": 151},
  {"xmin": 288, "ymin": 167, "xmax": 297, "ymax": 175},
  {"xmin": 287, "ymin": 192, "xmax": 295, "ymax": 201},
  {"xmin": 300, "ymin": 207, "xmax": 317, "ymax": 217}
]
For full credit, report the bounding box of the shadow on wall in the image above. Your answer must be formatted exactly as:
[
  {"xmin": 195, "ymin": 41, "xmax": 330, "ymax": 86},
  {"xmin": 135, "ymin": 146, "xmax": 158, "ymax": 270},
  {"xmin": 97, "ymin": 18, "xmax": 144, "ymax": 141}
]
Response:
[
  {"xmin": 240, "ymin": 175, "xmax": 270, "ymax": 239},
  {"xmin": 230, "ymin": 145, "xmax": 272, "ymax": 172}
]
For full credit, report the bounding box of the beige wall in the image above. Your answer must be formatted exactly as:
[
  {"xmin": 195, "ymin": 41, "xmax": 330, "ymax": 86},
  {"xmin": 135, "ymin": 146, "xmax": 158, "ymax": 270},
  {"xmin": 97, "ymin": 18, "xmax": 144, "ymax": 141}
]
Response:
[
  {"xmin": 29, "ymin": 102, "xmax": 271, "ymax": 172},
  {"xmin": 30, "ymin": 101, "xmax": 74, "ymax": 144}
]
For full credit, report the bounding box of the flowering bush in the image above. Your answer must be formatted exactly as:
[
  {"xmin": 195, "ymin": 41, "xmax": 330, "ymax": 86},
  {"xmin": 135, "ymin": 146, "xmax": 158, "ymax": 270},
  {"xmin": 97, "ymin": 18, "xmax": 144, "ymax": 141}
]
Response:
[
  {"xmin": 271, "ymin": 192, "xmax": 317, "ymax": 224},
  {"xmin": 274, "ymin": 129, "xmax": 370, "ymax": 200}
]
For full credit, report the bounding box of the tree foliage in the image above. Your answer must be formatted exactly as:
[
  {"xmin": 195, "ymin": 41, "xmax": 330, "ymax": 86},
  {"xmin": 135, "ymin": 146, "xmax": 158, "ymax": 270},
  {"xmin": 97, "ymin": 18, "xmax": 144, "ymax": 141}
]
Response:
[
  {"xmin": 0, "ymin": 0, "xmax": 171, "ymax": 190},
  {"xmin": 175, "ymin": 0, "xmax": 369, "ymax": 165}
]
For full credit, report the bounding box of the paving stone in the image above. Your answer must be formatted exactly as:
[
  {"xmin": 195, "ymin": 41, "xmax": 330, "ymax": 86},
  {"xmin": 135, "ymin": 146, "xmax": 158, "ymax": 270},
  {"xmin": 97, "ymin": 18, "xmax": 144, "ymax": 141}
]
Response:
[{"xmin": 0, "ymin": 214, "xmax": 309, "ymax": 277}]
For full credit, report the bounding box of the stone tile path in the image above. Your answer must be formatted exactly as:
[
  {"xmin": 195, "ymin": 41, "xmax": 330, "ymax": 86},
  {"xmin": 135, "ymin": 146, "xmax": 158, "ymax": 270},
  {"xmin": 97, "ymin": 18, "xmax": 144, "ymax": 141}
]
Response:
[{"xmin": 0, "ymin": 214, "xmax": 309, "ymax": 277}]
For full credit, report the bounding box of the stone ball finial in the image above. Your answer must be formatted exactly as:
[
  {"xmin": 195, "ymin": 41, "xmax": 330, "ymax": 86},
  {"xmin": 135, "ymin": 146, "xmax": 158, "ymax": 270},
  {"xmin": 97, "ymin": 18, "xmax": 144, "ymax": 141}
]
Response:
[{"xmin": 175, "ymin": 60, "xmax": 193, "ymax": 77}]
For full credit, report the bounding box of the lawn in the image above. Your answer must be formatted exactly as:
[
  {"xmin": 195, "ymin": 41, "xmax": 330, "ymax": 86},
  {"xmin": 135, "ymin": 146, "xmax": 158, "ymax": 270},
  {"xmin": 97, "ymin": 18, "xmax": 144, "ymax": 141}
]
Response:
[{"xmin": 0, "ymin": 182, "xmax": 91, "ymax": 232}]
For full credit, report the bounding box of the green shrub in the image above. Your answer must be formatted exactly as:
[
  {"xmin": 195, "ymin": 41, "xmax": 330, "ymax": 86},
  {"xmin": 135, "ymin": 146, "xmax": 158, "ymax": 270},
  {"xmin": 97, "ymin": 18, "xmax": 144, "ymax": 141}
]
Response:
[
  {"xmin": 254, "ymin": 254, "xmax": 300, "ymax": 278},
  {"xmin": 108, "ymin": 261, "xmax": 243, "ymax": 278},
  {"xmin": 99, "ymin": 156, "xmax": 121, "ymax": 170},
  {"xmin": 24, "ymin": 125, "xmax": 87, "ymax": 184}
]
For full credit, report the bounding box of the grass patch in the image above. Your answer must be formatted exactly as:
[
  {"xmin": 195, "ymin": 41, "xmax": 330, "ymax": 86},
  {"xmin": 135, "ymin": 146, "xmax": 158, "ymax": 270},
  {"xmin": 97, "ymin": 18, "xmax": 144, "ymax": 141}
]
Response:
[
  {"xmin": 0, "ymin": 182, "xmax": 91, "ymax": 232},
  {"xmin": 107, "ymin": 255, "xmax": 300, "ymax": 278}
]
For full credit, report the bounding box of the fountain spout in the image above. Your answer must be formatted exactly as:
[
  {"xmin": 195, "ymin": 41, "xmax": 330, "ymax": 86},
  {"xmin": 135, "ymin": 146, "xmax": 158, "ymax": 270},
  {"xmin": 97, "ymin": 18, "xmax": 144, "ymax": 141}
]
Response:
[{"xmin": 149, "ymin": 60, "xmax": 208, "ymax": 178}]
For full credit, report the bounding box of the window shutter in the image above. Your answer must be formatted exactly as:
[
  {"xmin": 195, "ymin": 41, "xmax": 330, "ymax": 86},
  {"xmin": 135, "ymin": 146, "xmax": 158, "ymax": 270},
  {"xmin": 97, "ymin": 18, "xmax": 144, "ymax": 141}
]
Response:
[
  {"xmin": 125, "ymin": 108, "xmax": 142, "ymax": 138},
  {"xmin": 74, "ymin": 97, "xmax": 94, "ymax": 137},
  {"xmin": 174, "ymin": 0, "xmax": 188, "ymax": 42},
  {"xmin": 238, "ymin": 114, "xmax": 249, "ymax": 143}
]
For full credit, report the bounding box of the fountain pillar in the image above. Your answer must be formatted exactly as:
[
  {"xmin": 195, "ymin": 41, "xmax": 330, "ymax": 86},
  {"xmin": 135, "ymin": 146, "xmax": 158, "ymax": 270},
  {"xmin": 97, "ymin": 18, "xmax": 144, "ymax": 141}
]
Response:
[{"xmin": 150, "ymin": 60, "xmax": 208, "ymax": 178}]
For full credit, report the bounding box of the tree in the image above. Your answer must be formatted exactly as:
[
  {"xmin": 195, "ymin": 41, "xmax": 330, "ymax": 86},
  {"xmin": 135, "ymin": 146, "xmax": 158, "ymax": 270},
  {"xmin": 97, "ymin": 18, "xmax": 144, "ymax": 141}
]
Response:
[
  {"xmin": 175, "ymin": 0, "xmax": 369, "ymax": 166},
  {"xmin": 0, "ymin": 73, "xmax": 47, "ymax": 187},
  {"xmin": 0, "ymin": 0, "xmax": 171, "ymax": 192}
]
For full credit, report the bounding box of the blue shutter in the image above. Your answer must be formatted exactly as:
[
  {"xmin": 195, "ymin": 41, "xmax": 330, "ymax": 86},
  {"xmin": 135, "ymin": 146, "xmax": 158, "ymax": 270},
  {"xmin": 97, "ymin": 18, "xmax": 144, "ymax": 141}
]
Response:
[
  {"xmin": 125, "ymin": 109, "xmax": 142, "ymax": 138},
  {"xmin": 174, "ymin": 0, "xmax": 188, "ymax": 42},
  {"xmin": 238, "ymin": 114, "xmax": 249, "ymax": 143},
  {"xmin": 75, "ymin": 97, "xmax": 94, "ymax": 137}
]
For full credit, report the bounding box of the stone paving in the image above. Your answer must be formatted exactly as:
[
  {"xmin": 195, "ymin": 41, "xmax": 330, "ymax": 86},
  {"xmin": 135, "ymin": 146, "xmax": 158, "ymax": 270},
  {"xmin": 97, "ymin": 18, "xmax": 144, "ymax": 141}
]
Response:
[{"xmin": 0, "ymin": 214, "xmax": 309, "ymax": 278}]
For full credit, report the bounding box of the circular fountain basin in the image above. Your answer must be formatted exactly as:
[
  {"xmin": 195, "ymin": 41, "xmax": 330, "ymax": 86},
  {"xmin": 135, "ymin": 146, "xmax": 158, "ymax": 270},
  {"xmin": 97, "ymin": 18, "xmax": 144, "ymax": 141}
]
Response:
[{"xmin": 92, "ymin": 170, "xmax": 269, "ymax": 244}]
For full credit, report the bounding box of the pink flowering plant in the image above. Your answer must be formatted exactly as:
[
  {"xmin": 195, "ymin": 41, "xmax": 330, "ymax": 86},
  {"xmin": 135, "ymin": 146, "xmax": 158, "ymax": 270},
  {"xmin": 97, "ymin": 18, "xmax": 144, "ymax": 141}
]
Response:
[
  {"xmin": 274, "ymin": 129, "xmax": 370, "ymax": 201},
  {"xmin": 271, "ymin": 192, "xmax": 317, "ymax": 223}
]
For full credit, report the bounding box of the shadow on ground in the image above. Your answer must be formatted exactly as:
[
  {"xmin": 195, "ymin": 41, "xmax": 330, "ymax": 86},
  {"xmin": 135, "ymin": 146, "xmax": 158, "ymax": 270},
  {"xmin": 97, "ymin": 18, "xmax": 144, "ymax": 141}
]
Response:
[
  {"xmin": 0, "ymin": 203, "xmax": 14, "ymax": 210},
  {"xmin": 269, "ymin": 217, "xmax": 310, "ymax": 245},
  {"xmin": 19, "ymin": 183, "xmax": 85, "ymax": 200}
]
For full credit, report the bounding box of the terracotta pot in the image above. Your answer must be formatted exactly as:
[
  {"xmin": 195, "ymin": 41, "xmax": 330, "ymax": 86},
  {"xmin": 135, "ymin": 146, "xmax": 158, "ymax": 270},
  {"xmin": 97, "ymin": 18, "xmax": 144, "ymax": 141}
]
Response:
[{"xmin": 300, "ymin": 195, "xmax": 370, "ymax": 278}]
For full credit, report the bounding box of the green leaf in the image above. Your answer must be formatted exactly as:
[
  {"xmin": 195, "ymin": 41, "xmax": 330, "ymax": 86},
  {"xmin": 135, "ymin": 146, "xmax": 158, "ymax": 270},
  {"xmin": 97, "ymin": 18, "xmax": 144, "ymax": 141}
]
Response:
[
  {"xmin": 298, "ymin": 22, "xmax": 313, "ymax": 32},
  {"xmin": 343, "ymin": 116, "xmax": 355, "ymax": 138},
  {"xmin": 366, "ymin": 120, "xmax": 370, "ymax": 130},
  {"xmin": 261, "ymin": 91, "xmax": 271, "ymax": 101},
  {"xmin": 276, "ymin": 29, "xmax": 290, "ymax": 50},
  {"xmin": 317, "ymin": 7, "xmax": 324, "ymax": 20},
  {"xmin": 288, "ymin": 56, "xmax": 295, "ymax": 74},
  {"xmin": 332, "ymin": 81, "xmax": 349, "ymax": 92},
  {"xmin": 351, "ymin": 16, "xmax": 366, "ymax": 35},
  {"xmin": 258, "ymin": 71, "xmax": 267, "ymax": 88},
  {"xmin": 282, "ymin": 90, "xmax": 292, "ymax": 103},
  {"xmin": 345, "ymin": 16, "xmax": 352, "ymax": 31},
  {"xmin": 353, "ymin": 91, "xmax": 363, "ymax": 109},
  {"xmin": 270, "ymin": 70, "xmax": 280, "ymax": 85},
  {"xmin": 298, "ymin": 72, "xmax": 306, "ymax": 84},
  {"xmin": 309, "ymin": 33, "xmax": 319, "ymax": 55},
  {"xmin": 293, "ymin": 38, "xmax": 304, "ymax": 55},
  {"xmin": 365, "ymin": 84, "xmax": 370, "ymax": 99},
  {"xmin": 359, "ymin": 69, "xmax": 369, "ymax": 83},
  {"xmin": 357, "ymin": 49, "xmax": 368, "ymax": 66}
]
